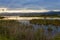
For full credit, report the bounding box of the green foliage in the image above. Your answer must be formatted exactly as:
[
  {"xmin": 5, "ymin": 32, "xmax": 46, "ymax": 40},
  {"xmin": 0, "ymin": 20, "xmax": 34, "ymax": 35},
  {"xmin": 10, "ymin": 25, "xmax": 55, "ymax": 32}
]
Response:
[{"xmin": 0, "ymin": 36, "xmax": 8, "ymax": 40}]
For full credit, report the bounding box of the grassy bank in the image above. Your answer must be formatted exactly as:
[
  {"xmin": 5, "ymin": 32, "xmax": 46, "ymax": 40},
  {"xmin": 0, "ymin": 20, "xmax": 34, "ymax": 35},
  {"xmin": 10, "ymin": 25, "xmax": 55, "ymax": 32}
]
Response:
[{"xmin": 30, "ymin": 19, "xmax": 60, "ymax": 26}]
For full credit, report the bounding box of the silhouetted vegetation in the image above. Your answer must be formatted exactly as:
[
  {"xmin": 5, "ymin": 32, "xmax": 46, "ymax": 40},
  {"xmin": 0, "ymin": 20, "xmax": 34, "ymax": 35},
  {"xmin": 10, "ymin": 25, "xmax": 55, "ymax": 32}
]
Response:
[
  {"xmin": 0, "ymin": 16, "xmax": 5, "ymax": 19},
  {"xmin": 19, "ymin": 14, "xmax": 60, "ymax": 17}
]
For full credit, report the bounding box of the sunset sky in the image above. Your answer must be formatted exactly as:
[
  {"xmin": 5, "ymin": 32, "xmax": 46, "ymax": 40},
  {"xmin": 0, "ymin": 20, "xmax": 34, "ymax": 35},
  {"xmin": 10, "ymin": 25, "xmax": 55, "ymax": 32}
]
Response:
[{"xmin": 0, "ymin": 0, "xmax": 60, "ymax": 10}]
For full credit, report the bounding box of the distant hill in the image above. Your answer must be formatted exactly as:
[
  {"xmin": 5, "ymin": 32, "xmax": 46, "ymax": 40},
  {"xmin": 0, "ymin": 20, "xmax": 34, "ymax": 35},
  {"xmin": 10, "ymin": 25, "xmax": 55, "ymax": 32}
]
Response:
[{"xmin": 0, "ymin": 11, "xmax": 60, "ymax": 16}]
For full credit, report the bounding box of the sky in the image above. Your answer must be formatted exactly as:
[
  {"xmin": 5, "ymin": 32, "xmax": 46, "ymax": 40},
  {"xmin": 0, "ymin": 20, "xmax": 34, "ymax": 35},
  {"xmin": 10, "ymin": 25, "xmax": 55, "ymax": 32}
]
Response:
[{"xmin": 0, "ymin": 0, "xmax": 60, "ymax": 10}]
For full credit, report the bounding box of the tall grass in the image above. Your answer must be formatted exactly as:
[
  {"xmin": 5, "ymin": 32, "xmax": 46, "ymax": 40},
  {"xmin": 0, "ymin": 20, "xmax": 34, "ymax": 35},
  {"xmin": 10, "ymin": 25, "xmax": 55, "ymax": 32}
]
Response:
[
  {"xmin": 0, "ymin": 20, "xmax": 60, "ymax": 40},
  {"xmin": 30, "ymin": 19, "xmax": 60, "ymax": 26}
]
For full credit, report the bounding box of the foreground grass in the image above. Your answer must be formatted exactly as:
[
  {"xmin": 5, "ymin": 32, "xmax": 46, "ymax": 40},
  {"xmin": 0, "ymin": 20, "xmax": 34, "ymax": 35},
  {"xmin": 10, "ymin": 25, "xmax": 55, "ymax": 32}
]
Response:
[
  {"xmin": 0, "ymin": 20, "xmax": 34, "ymax": 40},
  {"xmin": 0, "ymin": 20, "xmax": 60, "ymax": 40}
]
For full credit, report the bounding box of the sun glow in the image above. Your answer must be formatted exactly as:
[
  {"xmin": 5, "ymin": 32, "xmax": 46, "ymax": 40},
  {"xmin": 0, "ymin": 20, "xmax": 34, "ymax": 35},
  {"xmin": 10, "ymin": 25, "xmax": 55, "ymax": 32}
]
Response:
[{"xmin": 0, "ymin": 8, "xmax": 60, "ymax": 13}]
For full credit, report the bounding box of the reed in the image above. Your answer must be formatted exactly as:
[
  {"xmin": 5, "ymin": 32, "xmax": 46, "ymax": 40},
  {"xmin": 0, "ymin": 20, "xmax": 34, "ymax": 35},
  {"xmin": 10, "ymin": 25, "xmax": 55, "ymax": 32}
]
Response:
[{"xmin": 30, "ymin": 19, "xmax": 60, "ymax": 26}]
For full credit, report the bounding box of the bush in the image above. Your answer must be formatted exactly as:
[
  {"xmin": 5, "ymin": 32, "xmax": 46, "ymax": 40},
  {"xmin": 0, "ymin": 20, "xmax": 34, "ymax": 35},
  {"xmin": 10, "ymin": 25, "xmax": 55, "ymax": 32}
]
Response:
[{"xmin": 0, "ymin": 17, "xmax": 5, "ymax": 19}]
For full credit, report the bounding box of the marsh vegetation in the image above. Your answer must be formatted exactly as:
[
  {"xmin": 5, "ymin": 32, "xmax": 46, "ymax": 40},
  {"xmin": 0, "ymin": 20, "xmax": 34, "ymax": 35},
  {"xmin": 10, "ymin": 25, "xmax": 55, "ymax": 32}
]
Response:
[
  {"xmin": 0, "ymin": 19, "xmax": 60, "ymax": 40},
  {"xmin": 30, "ymin": 19, "xmax": 60, "ymax": 26}
]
